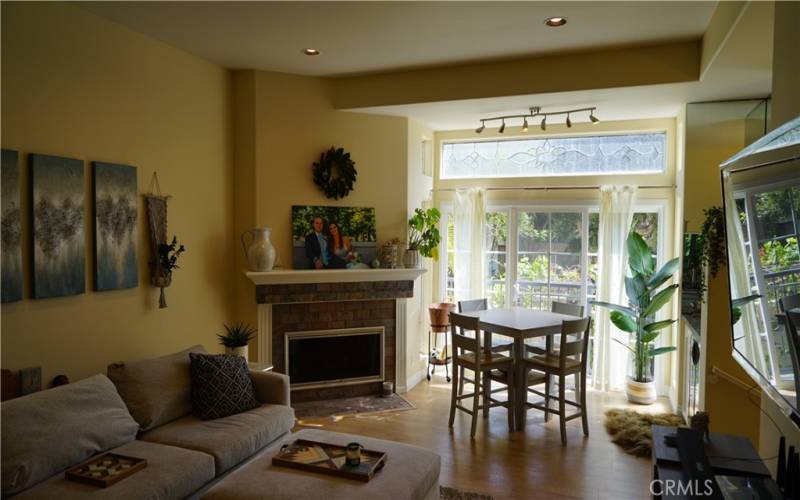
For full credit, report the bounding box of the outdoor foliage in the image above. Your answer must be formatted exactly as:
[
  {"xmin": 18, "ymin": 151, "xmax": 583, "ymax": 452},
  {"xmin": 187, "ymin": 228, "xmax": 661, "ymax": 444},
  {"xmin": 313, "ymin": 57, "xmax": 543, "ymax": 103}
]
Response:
[{"xmin": 592, "ymin": 231, "xmax": 679, "ymax": 383}]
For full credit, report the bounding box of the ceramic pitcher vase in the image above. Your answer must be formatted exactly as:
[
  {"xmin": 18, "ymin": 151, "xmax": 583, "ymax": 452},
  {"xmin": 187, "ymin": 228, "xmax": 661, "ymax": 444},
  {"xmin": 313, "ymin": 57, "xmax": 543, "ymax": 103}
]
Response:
[{"xmin": 241, "ymin": 227, "xmax": 276, "ymax": 272}]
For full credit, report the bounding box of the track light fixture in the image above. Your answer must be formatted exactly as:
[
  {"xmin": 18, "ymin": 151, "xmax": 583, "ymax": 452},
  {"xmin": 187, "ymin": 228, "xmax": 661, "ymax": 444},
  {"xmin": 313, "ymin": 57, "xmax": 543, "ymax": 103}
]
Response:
[{"xmin": 475, "ymin": 106, "xmax": 598, "ymax": 134}]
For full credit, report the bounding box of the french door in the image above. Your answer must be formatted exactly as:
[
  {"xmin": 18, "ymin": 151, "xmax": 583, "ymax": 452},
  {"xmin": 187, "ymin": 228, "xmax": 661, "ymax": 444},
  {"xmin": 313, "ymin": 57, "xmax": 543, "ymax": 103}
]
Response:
[{"xmin": 485, "ymin": 208, "xmax": 588, "ymax": 311}]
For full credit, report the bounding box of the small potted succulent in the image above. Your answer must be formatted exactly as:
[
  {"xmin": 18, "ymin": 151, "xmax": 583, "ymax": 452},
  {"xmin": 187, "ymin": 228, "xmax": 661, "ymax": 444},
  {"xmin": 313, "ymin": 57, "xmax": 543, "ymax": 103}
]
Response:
[
  {"xmin": 217, "ymin": 322, "xmax": 256, "ymax": 359},
  {"xmin": 405, "ymin": 207, "xmax": 441, "ymax": 268}
]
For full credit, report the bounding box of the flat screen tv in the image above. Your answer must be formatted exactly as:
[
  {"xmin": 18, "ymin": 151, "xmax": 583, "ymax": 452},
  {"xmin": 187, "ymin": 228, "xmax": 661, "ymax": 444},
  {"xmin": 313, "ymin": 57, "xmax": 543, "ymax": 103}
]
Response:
[{"xmin": 720, "ymin": 116, "xmax": 800, "ymax": 426}]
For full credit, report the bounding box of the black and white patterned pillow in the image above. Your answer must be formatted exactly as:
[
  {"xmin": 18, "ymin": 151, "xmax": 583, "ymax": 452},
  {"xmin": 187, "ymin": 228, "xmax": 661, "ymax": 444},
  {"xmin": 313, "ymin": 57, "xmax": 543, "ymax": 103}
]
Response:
[{"xmin": 189, "ymin": 353, "xmax": 260, "ymax": 420}]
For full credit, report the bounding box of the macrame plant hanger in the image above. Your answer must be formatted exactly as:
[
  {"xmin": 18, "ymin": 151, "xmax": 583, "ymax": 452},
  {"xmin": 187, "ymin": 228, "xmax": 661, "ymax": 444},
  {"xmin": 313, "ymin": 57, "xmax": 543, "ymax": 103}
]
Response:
[{"xmin": 144, "ymin": 173, "xmax": 171, "ymax": 308}]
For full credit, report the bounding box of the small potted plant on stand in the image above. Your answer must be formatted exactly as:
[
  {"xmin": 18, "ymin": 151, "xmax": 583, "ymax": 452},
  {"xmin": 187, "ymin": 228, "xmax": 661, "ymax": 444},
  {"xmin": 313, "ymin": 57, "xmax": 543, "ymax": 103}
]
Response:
[
  {"xmin": 217, "ymin": 322, "xmax": 256, "ymax": 359},
  {"xmin": 405, "ymin": 208, "xmax": 442, "ymax": 268},
  {"xmin": 593, "ymin": 231, "xmax": 680, "ymax": 404}
]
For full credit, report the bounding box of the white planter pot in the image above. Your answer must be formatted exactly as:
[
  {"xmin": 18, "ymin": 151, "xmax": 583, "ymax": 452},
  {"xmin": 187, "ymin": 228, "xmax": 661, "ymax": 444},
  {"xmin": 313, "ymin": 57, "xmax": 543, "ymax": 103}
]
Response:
[
  {"xmin": 226, "ymin": 345, "xmax": 249, "ymax": 359},
  {"xmin": 403, "ymin": 249, "xmax": 421, "ymax": 269},
  {"xmin": 626, "ymin": 377, "xmax": 657, "ymax": 405}
]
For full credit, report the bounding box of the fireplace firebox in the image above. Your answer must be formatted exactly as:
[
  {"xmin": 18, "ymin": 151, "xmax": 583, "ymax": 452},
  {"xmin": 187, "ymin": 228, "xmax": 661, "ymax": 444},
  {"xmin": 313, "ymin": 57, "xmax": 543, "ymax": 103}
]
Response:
[{"xmin": 285, "ymin": 327, "xmax": 385, "ymax": 390}]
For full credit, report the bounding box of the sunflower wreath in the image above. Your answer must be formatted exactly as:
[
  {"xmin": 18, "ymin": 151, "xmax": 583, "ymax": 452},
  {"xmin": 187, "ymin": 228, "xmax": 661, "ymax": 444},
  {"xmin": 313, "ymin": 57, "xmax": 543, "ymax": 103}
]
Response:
[{"xmin": 312, "ymin": 146, "xmax": 357, "ymax": 199}]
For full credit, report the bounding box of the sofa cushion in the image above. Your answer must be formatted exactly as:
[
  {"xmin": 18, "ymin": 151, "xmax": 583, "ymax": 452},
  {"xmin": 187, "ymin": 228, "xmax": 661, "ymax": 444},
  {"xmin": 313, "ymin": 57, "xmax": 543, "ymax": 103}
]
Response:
[
  {"xmin": 139, "ymin": 403, "xmax": 295, "ymax": 474},
  {"xmin": 1, "ymin": 374, "xmax": 139, "ymax": 496},
  {"xmin": 107, "ymin": 345, "xmax": 206, "ymax": 431},
  {"xmin": 12, "ymin": 440, "xmax": 215, "ymax": 500},
  {"xmin": 202, "ymin": 429, "xmax": 441, "ymax": 500},
  {"xmin": 189, "ymin": 353, "xmax": 259, "ymax": 420}
]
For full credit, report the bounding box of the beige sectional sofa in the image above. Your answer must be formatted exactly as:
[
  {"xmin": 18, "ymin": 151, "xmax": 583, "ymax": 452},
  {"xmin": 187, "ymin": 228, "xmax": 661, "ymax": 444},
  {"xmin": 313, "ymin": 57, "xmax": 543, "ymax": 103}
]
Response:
[{"xmin": 1, "ymin": 346, "xmax": 294, "ymax": 499}]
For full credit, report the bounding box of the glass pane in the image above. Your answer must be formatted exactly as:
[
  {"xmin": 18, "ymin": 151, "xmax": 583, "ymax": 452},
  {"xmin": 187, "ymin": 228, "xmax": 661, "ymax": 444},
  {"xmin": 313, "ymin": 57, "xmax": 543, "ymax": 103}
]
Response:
[
  {"xmin": 550, "ymin": 212, "xmax": 582, "ymax": 305},
  {"xmin": 485, "ymin": 211, "xmax": 508, "ymax": 308},
  {"xmin": 517, "ymin": 253, "xmax": 548, "ymax": 281},
  {"xmin": 631, "ymin": 212, "xmax": 658, "ymax": 253},
  {"xmin": 518, "ymin": 212, "xmax": 549, "ymax": 252},
  {"xmin": 588, "ymin": 213, "xmax": 599, "ymax": 254},
  {"xmin": 441, "ymin": 133, "xmax": 667, "ymax": 179}
]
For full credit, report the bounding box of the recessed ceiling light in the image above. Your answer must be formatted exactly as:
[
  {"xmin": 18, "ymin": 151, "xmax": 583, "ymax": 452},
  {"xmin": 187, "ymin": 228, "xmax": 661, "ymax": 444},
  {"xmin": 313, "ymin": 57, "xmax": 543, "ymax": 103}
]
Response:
[
  {"xmin": 302, "ymin": 48, "xmax": 320, "ymax": 56},
  {"xmin": 545, "ymin": 16, "xmax": 567, "ymax": 27}
]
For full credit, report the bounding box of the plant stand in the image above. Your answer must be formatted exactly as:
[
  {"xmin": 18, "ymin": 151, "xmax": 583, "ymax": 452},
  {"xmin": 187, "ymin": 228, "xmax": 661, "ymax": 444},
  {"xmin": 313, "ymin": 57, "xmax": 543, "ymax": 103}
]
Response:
[{"xmin": 427, "ymin": 327, "xmax": 451, "ymax": 382}]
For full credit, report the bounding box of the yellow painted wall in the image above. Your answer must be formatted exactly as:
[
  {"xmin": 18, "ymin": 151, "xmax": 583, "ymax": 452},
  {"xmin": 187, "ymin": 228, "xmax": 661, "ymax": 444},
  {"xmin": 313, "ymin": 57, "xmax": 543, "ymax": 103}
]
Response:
[
  {"xmin": 0, "ymin": 2, "xmax": 234, "ymax": 383},
  {"xmin": 406, "ymin": 119, "xmax": 434, "ymax": 385},
  {"xmin": 684, "ymin": 104, "xmax": 760, "ymax": 445},
  {"xmin": 232, "ymin": 70, "xmax": 412, "ymax": 365},
  {"xmin": 769, "ymin": 0, "xmax": 800, "ymax": 131},
  {"xmin": 331, "ymin": 41, "xmax": 700, "ymax": 109}
]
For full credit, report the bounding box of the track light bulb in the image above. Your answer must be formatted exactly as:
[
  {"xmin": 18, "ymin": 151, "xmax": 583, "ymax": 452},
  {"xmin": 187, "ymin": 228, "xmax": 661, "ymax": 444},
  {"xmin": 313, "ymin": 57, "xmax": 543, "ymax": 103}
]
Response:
[
  {"xmin": 522, "ymin": 118, "xmax": 529, "ymax": 132},
  {"xmin": 499, "ymin": 120, "xmax": 506, "ymax": 134},
  {"xmin": 476, "ymin": 122, "xmax": 485, "ymax": 134},
  {"xmin": 590, "ymin": 112, "xmax": 599, "ymax": 124},
  {"xmin": 566, "ymin": 114, "xmax": 572, "ymax": 128},
  {"xmin": 541, "ymin": 117, "xmax": 546, "ymax": 131}
]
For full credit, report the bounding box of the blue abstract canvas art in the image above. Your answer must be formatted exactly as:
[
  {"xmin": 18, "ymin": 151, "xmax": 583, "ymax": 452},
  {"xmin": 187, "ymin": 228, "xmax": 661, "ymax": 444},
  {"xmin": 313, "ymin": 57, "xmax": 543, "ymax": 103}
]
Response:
[
  {"xmin": 2, "ymin": 149, "xmax": 23, "ymax": 302},
  {"xmin": 93, "ymin": 162, "xmax": 138, "ymax": 290},
  {"xmin": 30, "ymin": 154, "xmax": 86, "ymax": 299}
]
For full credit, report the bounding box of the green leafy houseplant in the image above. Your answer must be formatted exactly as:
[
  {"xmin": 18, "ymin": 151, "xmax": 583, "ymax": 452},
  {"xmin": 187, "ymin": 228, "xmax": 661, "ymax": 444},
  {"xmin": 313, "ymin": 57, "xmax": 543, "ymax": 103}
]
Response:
[
  {"xmin": 407, "ymin": 208, "xmax": 442, "ymax": 260},
  {"xmin": 592, "ymin": 231, "xmax": 680, "ymax": 384},
  {"xmin": 217, "ymin": 322, "xmax": 256, "ymax": 348}
]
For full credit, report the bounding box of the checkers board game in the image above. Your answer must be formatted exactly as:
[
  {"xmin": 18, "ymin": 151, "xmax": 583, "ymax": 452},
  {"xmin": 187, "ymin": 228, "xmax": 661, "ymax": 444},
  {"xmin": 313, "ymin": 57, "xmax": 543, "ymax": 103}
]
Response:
[
  {"xmin": 65, "ymin": 452, "xmax": 147, "ymax": 487},
  {"xmin": 272, "ymin": 439, "xmax": 387, "ymax": 482}
]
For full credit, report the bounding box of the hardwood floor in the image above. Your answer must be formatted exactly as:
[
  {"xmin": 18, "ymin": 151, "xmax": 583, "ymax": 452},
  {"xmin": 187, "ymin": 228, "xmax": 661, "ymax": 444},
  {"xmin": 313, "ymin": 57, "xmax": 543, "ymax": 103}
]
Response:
[{"xmin": 292, "ymin": 373, "xmax": 671, "ymax": 500}]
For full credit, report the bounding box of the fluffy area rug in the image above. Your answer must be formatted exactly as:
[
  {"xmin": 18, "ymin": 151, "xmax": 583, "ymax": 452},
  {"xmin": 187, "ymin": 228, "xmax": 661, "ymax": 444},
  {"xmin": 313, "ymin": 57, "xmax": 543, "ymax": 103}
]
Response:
[
  {"xmin": 292, "ymin": 393, "xmax": 415, "ymax": 419},
  {"xmin": 440, "ymin": 486, "xmax": 493, "ymax": 500},
  {"xmin": 604, "ymin": 409, "xmax": 684, "ymax": 457}
]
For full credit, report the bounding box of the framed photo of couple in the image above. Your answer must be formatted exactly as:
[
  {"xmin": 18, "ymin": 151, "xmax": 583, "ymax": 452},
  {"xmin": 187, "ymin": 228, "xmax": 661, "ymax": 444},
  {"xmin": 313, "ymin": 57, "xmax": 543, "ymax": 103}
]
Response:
[{"xmin": 291, "ymin": 205, "xmax": 377, "ymax": 270}]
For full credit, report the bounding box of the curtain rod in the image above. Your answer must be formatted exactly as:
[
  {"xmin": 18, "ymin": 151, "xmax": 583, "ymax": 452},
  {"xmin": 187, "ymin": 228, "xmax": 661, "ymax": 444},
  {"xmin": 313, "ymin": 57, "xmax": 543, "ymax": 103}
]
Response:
[{"xmin": 430, "ymin": 184, "xmax": 675, "ymax": 192}]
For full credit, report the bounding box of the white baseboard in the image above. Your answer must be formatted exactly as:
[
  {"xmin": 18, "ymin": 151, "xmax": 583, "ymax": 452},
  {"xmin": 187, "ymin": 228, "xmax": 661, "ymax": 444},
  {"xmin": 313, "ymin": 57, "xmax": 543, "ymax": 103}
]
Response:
[{"xmin": 402, "ymin": 367, "xmax": 427, "ymax": 394}]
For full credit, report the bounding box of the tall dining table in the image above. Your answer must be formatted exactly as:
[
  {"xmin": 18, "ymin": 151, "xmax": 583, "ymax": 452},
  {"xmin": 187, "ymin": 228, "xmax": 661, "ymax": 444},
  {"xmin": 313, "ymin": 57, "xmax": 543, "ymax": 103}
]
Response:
[{"xmin": 459, "ymin": 307, "xmax": 577, "ymax": 430}]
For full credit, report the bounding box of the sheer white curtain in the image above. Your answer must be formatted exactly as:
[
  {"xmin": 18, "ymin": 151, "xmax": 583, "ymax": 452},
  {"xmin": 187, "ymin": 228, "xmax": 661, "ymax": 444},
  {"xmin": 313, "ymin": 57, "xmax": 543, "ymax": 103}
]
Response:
[
  {"xmin": 592, "ymin": 185, "xmax": 638, "ymax": 391},
  {"xmin": 453, "ymin": 188, "xmax": 486, "ymax": 304},
  {"xmin": 723, "ymin": 173, "xmax": 767, "ymax": 373}
]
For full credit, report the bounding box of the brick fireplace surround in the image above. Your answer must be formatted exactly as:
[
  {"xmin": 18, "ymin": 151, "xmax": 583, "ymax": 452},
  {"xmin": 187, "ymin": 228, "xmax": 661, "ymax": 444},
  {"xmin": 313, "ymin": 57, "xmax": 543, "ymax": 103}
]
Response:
[{"xmin": 246, "ymin": 269, "xmax": 425, "ymax": 402}]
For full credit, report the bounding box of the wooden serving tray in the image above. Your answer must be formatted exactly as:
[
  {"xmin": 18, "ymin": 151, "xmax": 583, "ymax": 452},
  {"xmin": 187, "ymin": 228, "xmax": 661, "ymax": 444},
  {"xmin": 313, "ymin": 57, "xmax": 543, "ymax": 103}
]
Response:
[
  {"xmin": 272, "ymin": 439, "xmax": 387, "ymax": 482},
  {"xmin": 65, "ymin": 452, "xmax": 147, "ymax": 487}
]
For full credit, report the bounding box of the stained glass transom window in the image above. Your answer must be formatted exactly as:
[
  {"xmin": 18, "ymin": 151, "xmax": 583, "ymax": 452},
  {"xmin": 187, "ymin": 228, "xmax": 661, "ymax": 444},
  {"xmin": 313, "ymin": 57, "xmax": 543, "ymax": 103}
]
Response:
[{"xmin": 441, "ymin": 132, "xmax": 667, "ymax": 179}]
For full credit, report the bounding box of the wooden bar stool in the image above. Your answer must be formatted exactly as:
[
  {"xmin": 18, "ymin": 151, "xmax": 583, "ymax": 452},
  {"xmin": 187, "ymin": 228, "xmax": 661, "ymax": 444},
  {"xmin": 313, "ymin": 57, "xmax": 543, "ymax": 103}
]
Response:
[
  {"xmin": 523, "ymin": 317, "xmax": 591, "ymax": 445},
  {"xmin": 427, "ymin": 302, "xmax": 455, "ymax": 381},
  {"xmin": 456, "ymin": 299, "xmax": 514, "ymax": 395},
  {"xmin": 448, "ymin": 312, "xmax": 515, "ymax": 438}
]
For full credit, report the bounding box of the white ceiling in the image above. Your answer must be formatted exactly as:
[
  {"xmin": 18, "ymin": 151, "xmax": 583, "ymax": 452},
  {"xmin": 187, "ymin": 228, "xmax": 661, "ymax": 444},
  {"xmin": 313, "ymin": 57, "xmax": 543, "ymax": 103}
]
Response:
[
  {"xmin": 80, "ymin": 1, "xmax": 717, "ymax": 77},
  {"xmin": 352, "ymin": 1, "xmax": 774, "ymax": 130}
]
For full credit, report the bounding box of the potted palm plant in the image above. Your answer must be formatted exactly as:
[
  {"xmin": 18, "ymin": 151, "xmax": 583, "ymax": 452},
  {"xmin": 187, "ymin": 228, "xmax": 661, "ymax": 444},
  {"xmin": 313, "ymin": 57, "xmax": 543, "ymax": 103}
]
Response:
[
  {"xmin": 593, "ymin": 231, "xmax": 680, "ymax": 404},
  {"xmin": 217, "ymin": 322, "xmax": 256, "ymax": 359},
  {"xmin": 405, "ymin": 207, "xmax": 442, "ymax": 268}
]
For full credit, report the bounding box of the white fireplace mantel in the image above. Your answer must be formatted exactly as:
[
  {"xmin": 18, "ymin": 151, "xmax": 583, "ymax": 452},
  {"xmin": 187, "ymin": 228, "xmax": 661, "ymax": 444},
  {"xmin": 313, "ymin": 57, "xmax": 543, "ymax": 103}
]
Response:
[
  {"xmin": 244, "ymin": 267, "xmax": 426, "ymax": 393},
  {"xmin": 245, "ymin": 268, "xmax": 426, "ymax": 286}
]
